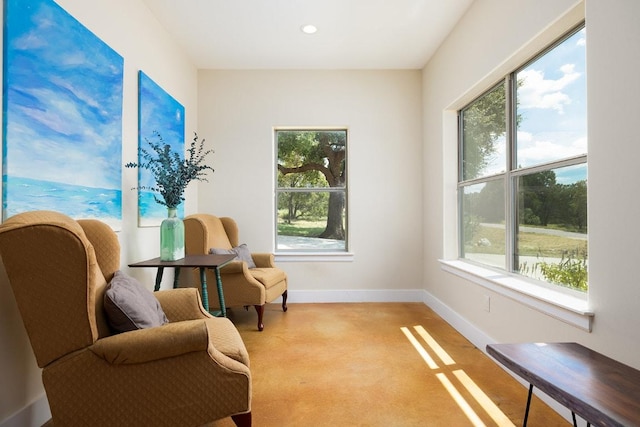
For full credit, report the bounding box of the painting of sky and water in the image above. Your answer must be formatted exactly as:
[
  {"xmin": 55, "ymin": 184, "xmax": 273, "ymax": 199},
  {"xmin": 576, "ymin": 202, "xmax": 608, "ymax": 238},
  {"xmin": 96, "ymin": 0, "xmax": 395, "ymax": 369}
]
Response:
[
  {"xmin": 2, "ymin": 0, "xmax": 124, "ymax": 228},
  {"xmin": 137, "ymin": 71, "xmax": 185, "ymax": 227}
]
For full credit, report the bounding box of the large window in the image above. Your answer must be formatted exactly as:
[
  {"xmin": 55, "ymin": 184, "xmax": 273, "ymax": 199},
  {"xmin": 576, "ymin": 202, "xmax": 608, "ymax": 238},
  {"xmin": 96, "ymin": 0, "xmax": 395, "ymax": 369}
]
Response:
[
  {"xmin": 459, "ymin": 25, "xmax": 587, "ymax": 292},
  {"xmin": 275, "ymin": 129, "xmax": 347, "ymax": 252}
]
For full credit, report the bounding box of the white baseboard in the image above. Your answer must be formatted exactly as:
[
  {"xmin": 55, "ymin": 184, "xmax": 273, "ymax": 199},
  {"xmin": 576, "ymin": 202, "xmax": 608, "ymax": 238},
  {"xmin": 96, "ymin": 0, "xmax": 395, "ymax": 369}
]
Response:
[
  {"xmin": 421, "ymin": 288, "xmax": 495, "ymax": 350},
  {"xmin": 0, "ymin": 394, "xmax": 50, "ymax": 427},
  {"xmin": 284, "ymin": 288, "xmax": 425, "ymax": 303}
]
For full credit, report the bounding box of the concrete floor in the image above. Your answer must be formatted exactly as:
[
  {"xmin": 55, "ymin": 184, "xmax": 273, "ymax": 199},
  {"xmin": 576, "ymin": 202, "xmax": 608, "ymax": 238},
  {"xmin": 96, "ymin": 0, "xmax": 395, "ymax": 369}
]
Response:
[{"xmin": 208, "ymin": 302, "xmax": 568, "ymax": 427}]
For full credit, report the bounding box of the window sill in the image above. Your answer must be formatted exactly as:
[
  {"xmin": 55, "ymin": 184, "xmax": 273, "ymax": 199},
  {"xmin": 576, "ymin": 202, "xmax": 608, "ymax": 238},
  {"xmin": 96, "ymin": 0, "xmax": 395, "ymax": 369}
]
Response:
[
  {"xmin": 275, "ymin": 252, "xmax": 354, "ymax": 262},
  {"xmin": 439, "ymin": 259, "xmax": 593, "ymax": 332}
]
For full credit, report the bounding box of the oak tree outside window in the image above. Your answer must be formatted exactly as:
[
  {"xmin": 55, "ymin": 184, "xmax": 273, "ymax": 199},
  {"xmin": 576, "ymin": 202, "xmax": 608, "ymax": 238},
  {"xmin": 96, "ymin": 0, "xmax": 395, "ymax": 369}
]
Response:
[
  {"xmin": 275, "ymin": 129, "xmax": 347, "ymax": 252},
  {"xmin": 459, "ymin": 25, "xmax": 587, "ymax": 292}
]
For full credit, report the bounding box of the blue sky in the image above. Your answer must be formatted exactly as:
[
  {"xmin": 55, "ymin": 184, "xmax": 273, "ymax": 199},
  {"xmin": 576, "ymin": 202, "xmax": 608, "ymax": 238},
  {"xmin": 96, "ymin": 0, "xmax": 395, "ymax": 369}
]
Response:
[
  {"xmin": 482, "ymin": 28, "xmax": 587, "ymax": 184},
  {"xmin": 3, "ymin": 0, "xmax": 123, "ymax": 190},
  {"xmin": 516, "ymin": 28, "xmax": 587, "ymax": 171}
]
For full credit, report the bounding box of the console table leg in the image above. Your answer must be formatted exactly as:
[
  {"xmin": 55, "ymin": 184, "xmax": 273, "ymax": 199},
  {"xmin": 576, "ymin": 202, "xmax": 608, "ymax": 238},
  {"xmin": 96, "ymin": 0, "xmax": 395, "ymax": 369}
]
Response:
[{"xmin": 523, "ymin": 383, "xmax": 534, "ymax": 427}]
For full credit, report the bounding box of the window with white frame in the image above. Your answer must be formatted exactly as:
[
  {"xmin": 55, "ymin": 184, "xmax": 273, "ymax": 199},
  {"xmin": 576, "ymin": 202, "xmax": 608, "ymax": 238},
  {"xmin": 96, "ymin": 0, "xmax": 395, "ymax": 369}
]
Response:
[
  {"xmin": 275, "ymin": 129, "xmax": 347, "ymax": 252},
  {"xmin": 458, "ymin": 24, "xmax": 587, "ymax": 292}
]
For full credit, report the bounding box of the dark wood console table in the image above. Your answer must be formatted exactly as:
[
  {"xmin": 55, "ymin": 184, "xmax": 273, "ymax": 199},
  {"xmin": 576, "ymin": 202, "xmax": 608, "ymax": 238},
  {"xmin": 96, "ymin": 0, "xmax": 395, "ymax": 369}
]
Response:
[
  {"xmin": 129, "ymin": 254, "xmax": 236, "ymax": 317},
  {"xmin": 487, "ymin": 342, "xmax": 640, "ymax": 427}
]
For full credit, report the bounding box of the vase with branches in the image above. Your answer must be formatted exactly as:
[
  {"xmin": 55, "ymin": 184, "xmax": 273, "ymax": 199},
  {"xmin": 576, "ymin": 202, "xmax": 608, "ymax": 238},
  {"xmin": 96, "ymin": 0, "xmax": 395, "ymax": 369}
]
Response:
[{"xmin": 126, "ymin": 132, "xmax": 214, "ymax": 260}]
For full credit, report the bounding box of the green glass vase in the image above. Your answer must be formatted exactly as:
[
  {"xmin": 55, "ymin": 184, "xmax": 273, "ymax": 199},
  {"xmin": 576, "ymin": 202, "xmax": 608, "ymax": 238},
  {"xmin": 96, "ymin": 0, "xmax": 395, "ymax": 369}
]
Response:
[{"xmin": 160, "ymin": 207, "xmax": 185, "ymax": 261}]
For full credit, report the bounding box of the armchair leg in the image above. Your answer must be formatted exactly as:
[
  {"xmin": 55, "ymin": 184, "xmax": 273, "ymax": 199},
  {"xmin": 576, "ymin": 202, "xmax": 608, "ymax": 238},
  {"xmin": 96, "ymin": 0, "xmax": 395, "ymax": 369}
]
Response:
[
  {"xmin": 231, "ymin": 412, "xmax": 252, "ymax": 427},
  {"xmin": 254, "ymin": 305, "xmax": 265, "ymax": 331},
  {"xmin": 282, "ymin": 290, "xmax": 288, "ymax": 312}
]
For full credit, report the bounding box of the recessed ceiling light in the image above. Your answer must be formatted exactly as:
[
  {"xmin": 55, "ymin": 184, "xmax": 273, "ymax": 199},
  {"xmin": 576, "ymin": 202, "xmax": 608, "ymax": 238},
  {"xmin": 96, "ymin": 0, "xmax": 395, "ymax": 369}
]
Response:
[{"xmin": 301, "ymin": 24, "xmax": 317, "ymax": 35}]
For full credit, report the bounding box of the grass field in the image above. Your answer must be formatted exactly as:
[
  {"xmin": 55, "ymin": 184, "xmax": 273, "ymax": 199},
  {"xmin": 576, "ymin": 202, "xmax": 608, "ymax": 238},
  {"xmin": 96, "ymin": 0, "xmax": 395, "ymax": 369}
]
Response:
[
  {"xmin": 465, "ymin": 224, "xmax": 587, "ymax": 258},
  {"xmin": 281, "ymin": 219, "xmax": 587, "ymax": 260},
  {"xmin": 278, "ymin": 219, "xmax": 326, "ymax": 237}
]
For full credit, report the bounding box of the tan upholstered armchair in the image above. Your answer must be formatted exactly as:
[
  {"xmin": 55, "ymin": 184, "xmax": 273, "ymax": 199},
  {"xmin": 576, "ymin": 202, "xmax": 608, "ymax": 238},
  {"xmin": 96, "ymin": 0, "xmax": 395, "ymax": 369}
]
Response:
[
  {"xmin": 184, "ymin": 214, "xmax": 288, "ymax": 331},
  {"xmin": 0, "ymin": 211, "xmax": 251, "ymax": 427}
]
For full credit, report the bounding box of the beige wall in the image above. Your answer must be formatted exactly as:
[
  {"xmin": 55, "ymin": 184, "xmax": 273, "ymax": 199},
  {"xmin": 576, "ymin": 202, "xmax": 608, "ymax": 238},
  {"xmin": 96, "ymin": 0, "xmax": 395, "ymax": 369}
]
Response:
[
  {"xmin": 0, "ymin": 0, "xmax": 198, "ymax": 425},
  {"xmin": 197, "ymin": 70, "xmax": 424, "ymax": 298},
  {"xmin": 422, "ymin": 0, "xmax": 640, "ymax": 372}
]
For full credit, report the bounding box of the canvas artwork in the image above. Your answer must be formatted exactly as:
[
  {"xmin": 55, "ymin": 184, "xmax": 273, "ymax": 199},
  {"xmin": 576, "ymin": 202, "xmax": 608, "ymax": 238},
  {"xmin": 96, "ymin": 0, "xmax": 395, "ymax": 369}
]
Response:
[
  {"xmin": 2, "ymin": 0, "xmax": 124, "ymax": 229},
  {"xmin": 137, "ymin": 71, "xmax": 185, "ymax": 226}
]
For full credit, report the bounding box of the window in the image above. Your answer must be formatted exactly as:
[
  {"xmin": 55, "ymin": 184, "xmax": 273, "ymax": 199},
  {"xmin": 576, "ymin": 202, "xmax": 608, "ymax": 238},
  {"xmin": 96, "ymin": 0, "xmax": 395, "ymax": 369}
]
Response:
[
  {"xmin": 275, "ymin": 129, "xmax": 347, "ymax": 252},
  {"xmin": 458, "ymin": 25, "xmax": 587, "ymax": 292}
]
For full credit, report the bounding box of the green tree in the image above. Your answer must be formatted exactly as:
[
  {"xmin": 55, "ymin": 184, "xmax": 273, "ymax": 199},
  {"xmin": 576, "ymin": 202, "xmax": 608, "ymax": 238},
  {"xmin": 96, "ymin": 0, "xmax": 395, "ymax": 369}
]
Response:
[
  {"xmin": 277, "ymin": 131, "xmax": 346, "ymax": 239},
  {"xmin": 559, "ymin": 180, "xmax": 587, "ymax": 231},
  {"xmin": 476, "ymin": 180, "xmax": 505, "ymax": 223},
  {"xmin": 462, "ymin": 82, "xmax": 507, "ymax": 180},
  {"xmin": 462, "ymin": 79, "xmax": 526, "ymax": 180},
  {"xmin": 518, "ymin": 172, "xmax": 587, "ymax": 232},
  {"xmin": 519, "ymin": 170, "xmax": 557, "ymax": 226},
  {"xmin": 278, "ymin": 166, "xmax": 326, "ymax": 223}
]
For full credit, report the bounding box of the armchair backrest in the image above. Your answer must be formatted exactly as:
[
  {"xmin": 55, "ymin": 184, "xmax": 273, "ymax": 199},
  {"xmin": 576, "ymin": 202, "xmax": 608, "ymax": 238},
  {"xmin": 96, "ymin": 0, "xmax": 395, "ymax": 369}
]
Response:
[
  {"xmin": 184, "ymin": 214, "xmax": 239, "ymax": 254},
  {"xmin": 77, "ymin": 218, "xmax": 120, "ymax": 283},
  {"xmin": 0, "ymin": 211, "xmax": 114, "ymax": 368}
]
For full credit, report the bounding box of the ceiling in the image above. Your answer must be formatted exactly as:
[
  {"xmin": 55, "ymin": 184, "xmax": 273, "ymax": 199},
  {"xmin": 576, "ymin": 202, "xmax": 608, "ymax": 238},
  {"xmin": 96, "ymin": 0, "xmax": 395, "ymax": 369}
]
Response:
[{"xmin": 142, "ymin": 0, "xmax": 474, "ymax": 70}]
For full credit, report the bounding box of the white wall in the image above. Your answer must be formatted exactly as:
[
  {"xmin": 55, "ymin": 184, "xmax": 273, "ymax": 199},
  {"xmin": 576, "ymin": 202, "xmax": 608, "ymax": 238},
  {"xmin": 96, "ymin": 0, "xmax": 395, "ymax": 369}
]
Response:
[
  {"xmin": 197, "ymin": 70, "xmax": 424, "ymax": 298},
  {"xmin": 423, "ymin": 0, "xmax": 640, "ymax": 370},
  {"xmin": 0, "ymin": 0, "xmax": 199, "ymax": 425}
]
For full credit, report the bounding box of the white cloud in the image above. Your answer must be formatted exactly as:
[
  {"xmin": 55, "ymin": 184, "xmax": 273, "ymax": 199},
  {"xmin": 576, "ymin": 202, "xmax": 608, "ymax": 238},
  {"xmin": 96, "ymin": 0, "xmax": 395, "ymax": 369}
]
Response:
[
  {"xmin": 516, "ymin": 131, "xmax": 586, "ymax": 165},
  {"xmin": 518, "ymin": 64, "xmax": 581, "ymax": 114}
]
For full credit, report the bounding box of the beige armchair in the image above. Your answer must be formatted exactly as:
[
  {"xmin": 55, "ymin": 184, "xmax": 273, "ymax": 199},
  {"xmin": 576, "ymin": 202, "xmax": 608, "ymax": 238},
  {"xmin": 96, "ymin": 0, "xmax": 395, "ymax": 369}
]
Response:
[
  {"xmin": 0, "ymin": 211, "xmax": 251, "ymax": 427},
  {"xmin": 184, "ymin": 214, "xmax": 288, "ymax": 331}
]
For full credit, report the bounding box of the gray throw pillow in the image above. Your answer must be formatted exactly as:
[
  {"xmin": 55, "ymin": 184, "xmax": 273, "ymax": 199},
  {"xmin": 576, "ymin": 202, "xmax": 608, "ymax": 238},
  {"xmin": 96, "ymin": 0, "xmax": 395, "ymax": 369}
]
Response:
[
  {"xmin": 104, "ymin": 270, "xmax": 169, "ymax": 333},
  {"xmin": 210, "ymin": 243, "xmax": 256, "ymax": 268}
]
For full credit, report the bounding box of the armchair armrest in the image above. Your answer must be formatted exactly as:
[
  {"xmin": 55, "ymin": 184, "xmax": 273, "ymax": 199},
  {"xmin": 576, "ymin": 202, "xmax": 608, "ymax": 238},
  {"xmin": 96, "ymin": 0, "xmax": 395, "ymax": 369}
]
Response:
[
  {"xmin": 155, "ymin": 288, "xmax": 211, "ymax": 321},
  {"xmin": 220, "ymin": 260, "xmax": 248, "ymax": 273},
  {"xmin": 251, "ymin": 252, "xmax": 275, "ymax": 268},
  {"xmin": 90, "ymin": 320, "xmax": 208, "ymax": 364}
]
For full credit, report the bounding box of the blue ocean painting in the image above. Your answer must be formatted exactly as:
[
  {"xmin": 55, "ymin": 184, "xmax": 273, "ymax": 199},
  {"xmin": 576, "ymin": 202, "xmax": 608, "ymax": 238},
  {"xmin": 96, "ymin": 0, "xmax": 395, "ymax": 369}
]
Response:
[
  {"xmin": 137, "ymin": 71, "xmax": 185, "ymax": 226},
  {"xmin": 2, "ymin": 0, "xmax": 124, "ymax": 229}
]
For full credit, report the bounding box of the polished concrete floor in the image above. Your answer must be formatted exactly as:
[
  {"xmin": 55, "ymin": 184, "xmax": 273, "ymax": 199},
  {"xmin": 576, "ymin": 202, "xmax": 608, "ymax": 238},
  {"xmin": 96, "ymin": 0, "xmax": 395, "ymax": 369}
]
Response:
[{"xmin": 210, "ymin": 302, "xmax": 569, "ymax": 426}]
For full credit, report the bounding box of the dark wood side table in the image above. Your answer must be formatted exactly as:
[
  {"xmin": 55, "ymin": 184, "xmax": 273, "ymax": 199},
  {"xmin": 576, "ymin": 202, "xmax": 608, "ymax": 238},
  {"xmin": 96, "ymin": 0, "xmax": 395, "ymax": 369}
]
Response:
[
  {"xmin": 128, "ymin": 254, "xmax": 236, "ymax": 317},
  {"xmin": 487, "ymin": 342, "xmax": 640, "ymax": 427}
]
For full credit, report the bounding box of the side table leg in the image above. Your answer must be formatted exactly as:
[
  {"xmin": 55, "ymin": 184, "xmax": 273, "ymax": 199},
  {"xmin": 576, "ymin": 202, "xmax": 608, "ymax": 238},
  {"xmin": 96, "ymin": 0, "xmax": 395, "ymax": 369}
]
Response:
[
  {"xmin": 154, "ymin": 267, "xmax": 164, "ymax": 292},
  {"xmin": 213, "ymin": 267, "xmax": 226, "ymax": 317},
  {"xmin": 199, "ymin": 267, "xmax": 209, "ymax": 312}
]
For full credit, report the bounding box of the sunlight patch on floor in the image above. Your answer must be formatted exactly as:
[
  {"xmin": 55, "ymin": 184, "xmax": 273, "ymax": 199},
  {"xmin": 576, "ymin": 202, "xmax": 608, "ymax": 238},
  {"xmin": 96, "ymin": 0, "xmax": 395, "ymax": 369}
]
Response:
[
  {"xmin": 453, "ymin": 369, "xmax": 515, "ymax": 426},
  {"xmin": 437, "ymin": 372, "xmax": 488, "ymax": 427},
  {"xmin": 413, "ymin": 325, "xmax": 456, "ymax": 365},
  {"xmin": 402, "ymin": 325, "xmax": 516, "ymax": 427},
  {"xmin": 401, "ymin": 326, "xmax": 438, "ymax": 369}
]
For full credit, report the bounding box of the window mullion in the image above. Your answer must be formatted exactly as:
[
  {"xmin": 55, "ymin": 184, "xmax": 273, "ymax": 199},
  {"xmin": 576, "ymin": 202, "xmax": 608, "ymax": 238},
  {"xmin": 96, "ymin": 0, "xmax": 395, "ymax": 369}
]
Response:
[
  {"xmin": 457, "ymin": 112, "xmax": 464, "ymax": 258},
  {"xmin": 505, "ymin": 74, "xmax": 517, "ymax": 273}
]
